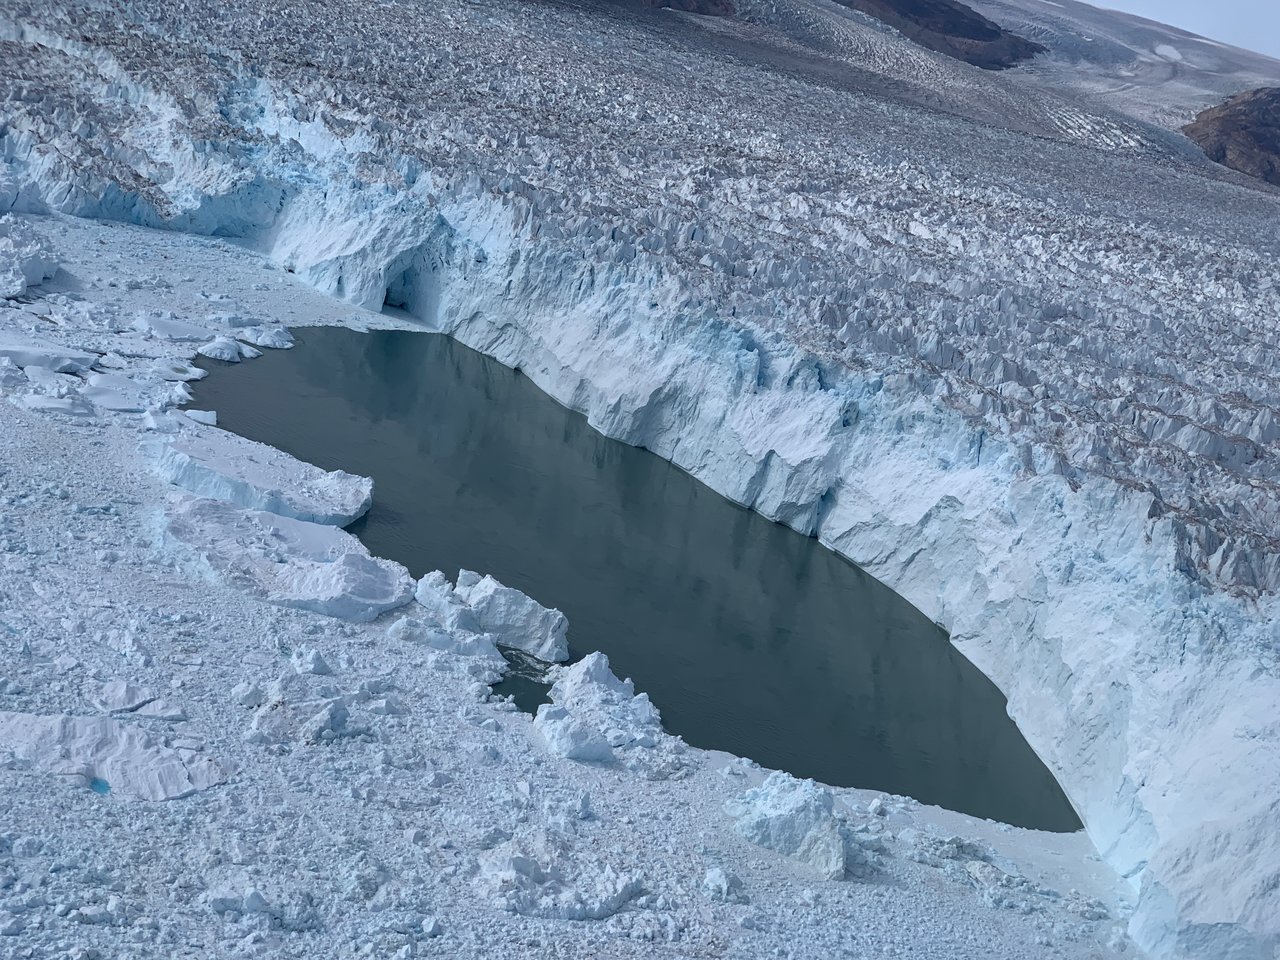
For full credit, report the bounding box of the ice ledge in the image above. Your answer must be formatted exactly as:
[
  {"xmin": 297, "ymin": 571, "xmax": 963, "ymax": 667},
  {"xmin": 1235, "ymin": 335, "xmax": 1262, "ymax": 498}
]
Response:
[{"xmin": 145, "ymin": 427, "xmax": 374, "ymax": 527}]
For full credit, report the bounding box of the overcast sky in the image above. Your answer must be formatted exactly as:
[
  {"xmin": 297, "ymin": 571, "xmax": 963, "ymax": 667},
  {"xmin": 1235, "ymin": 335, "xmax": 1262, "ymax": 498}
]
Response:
[{"xmin": 1094, "ymin": 1, "xmax": 1280, "ymax": 59}]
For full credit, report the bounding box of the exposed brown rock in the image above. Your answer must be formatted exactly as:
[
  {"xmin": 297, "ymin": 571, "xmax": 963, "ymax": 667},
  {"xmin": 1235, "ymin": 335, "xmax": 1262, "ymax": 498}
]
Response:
[
  {"xmin": 833, "ymin": 0, "xmax": 1046, "ymax": 70},
  {"xmin": 1183, "ymin": 87, "xmax": 1280, "ymax": 187}
]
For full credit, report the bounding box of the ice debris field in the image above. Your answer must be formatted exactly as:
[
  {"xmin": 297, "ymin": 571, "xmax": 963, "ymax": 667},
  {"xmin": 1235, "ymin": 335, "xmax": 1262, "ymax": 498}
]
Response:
[
  {"xmin": 0, "ymin": 0, "xmax": 1278, "ymax": 958},
  {"xmin": 0, "ymin": 213, "xmax": 1126, "ymax": 960}
]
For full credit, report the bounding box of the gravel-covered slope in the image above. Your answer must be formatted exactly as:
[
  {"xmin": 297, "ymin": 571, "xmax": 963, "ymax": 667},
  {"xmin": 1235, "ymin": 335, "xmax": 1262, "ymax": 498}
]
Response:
[{"xmin": 1, "ymin": 1, "xmax": 1278, "ymax": 958}]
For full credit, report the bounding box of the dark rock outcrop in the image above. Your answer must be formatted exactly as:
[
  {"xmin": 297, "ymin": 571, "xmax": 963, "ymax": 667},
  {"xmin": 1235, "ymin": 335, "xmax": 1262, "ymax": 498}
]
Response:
[
  {"xmin": 834, "ymin": 0, "xmax": 1046, "ymax": 70},
  {"xmin": 1183, "ymin": 87, "xmax": 1280, "ymax": 187}
]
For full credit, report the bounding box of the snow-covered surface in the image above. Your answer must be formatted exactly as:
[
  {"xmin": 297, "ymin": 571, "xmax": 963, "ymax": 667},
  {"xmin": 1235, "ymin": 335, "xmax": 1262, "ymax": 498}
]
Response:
[
  {"xmin": 0, "ymin": 214, "xmax": 1131, "ymax": 958},
  {"xmin": 147, "ymin": 429, "xmax": 373, "ymax": 526},
  {"xmin": 0, "ymin": 0, "xmax": 1278, "ymax": 956}
]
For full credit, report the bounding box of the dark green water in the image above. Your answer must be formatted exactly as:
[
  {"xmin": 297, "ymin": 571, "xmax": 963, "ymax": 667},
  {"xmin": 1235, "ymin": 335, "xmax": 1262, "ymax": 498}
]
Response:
[{"xmin": 192, "ymin": 327, "xmax": 1080, "ymax": 832}]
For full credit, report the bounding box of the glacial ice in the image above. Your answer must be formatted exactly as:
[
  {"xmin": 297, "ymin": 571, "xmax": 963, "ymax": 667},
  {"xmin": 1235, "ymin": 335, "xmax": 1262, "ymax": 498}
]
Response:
[
  {"xmin": 146, "ymin": 428, "xmax": 374, "ymax": 525},
  {"xmin": 163, "ymin": 496, "xmax": 413, "ymax": 621},
  {"xmin": 546, "ymin": 653, "xmax": 663, "ymax": 749},
  {"xmin": 453, "ymin": 570, "xmax": 570, "ymax": 663},
  {"xmin": 0, "ymin": 214, "xmax": 57, "ymax": 298},
  {"xmin": 1, "ymin": 0, "xmax": 1277, "ymax": 952},
  {"xmin": 533, "ymin": 704, "xmax": 615, "ymax": 764},
  {"xmin": 0, "ymin": 711, "xmax": 225, "ymax": 801},
  {"xmin": 0, "ymin": 211, "xmax": 1142, "ymax": 960},
  {"xmin": 724, "ymin": 772, "xmax": 849, "ymax": 881},
  {"xmin": 413, "ymin": 570, "xmax": 482, "ymax": 633}
]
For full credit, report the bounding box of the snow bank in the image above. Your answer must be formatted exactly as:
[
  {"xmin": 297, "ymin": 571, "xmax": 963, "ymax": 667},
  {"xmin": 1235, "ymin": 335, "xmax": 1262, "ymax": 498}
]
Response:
[
  {"xmin": 0, "ymin": 710, "xmax": 225, "ymax": 801},
  {"xmin": 147, "ymin": 429, "xmax": 374, "ymax": 526},
  {"xmin": 163, "ymin": 496, "xmax": 413, "ymax": 621}
]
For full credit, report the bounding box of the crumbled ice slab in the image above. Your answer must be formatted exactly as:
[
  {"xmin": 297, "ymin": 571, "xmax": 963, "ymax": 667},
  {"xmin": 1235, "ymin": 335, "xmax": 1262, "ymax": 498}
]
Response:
[
  {"xmin": 724, "ymin": 772, "xmax": 850, "ymax": 881},
  {"xmin": 452, "ymin": 570, "xmax": 570, "ymax": 662},
  {"xmin": 533, "ymin": 704, "xmax": 615, "ymax": 763},
  {"xmin": 130, "ymin": 312, "xmax": 212, "ymax": 342},
  {"xmin": 238, "ymin": 324, "xmax": 294, "ymax": 349},
  {"xmin": 147, "ymin": 428, "xmax": 373, "ymax": 525},
  {"xmin": 0, "ymin": 337, "xmax": 98, "ymax": 374},
  {"xmin": 0, "ymin": 214, "xmax": 57, "ymax": 298},
  {"xmin": 82, "ymin": 372, "xmax": 146, "ymax": 412},
  {"xmin": 0, "ymin": 711, "xmax": 224, "ymax": 801},
  {"xmin": 476, "ymin": 830, "xmax": 644, "ymax": 920},
  {"xmin": 163, "ymin": 496, "xmax": 413, "ymax": 621},
  {"xmin": 546, "ymin": 652, "xmax": 662, "ymax": 750}
]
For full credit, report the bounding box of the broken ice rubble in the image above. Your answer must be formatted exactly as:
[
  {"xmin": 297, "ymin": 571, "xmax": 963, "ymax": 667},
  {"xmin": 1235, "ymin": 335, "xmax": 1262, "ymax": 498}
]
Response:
[{"xmin": 163, "ymin": 497, "xmax": 413, "ymax": 621}]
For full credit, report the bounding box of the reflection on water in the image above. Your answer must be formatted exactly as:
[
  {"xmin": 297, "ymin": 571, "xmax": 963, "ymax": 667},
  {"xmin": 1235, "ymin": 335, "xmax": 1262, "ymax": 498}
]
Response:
[{"xmin": 193, "ymin": 327, "xmax": 1080, "ymax": 832}]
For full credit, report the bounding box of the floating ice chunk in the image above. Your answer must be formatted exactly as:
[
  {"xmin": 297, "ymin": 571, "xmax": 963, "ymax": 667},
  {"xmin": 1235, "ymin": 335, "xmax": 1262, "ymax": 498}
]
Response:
[
  {"xmin": 146, "ymin": 430, "xmax": 373, "ymax": 525},
  {"xmin": 197, "ymin": 336, "xmax": 253, "ymax": 362},
  {"xmin": 164, "ymin": 496, "xmax": 413, "ymax": 622},
  {"xmin": 150, "ymin": 359, "xmax": 207, "ymax": 382},
  {"xmin": 184, "ymin": 410, "xmax": 217, "ymax": 426},
  {"xmin": 453, "ymin": 571, "xmax": 569, "ymax": 662},
  {"xmin": 413, "ymin": 571, "xmax": 481, "ymax": 633},
  {"xmin": 533, "ymin": 704, "xmax": 614, "ymax": 763},
  {"xmin": 0, "ymin": 710, "xmax": 225, "ymax": 801},
  {"xmin": 239, "ymin": 325, "xmax": 295, "ymax": 349},
  {"xmin": 130, "ymin": 313, "xmax": 212, "ymax": 342},
  {"xmin": 724, "ymin": 772, "xmax": 847, "ymax": 881}
]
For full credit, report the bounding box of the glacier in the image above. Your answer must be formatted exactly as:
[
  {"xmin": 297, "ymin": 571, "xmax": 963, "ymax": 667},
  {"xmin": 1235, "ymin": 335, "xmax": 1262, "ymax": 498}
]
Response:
[{"xmin": 0, "ymin": 0, "xmax": 1278, "ymax": 957}]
